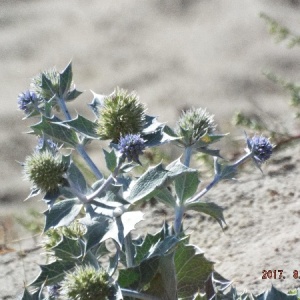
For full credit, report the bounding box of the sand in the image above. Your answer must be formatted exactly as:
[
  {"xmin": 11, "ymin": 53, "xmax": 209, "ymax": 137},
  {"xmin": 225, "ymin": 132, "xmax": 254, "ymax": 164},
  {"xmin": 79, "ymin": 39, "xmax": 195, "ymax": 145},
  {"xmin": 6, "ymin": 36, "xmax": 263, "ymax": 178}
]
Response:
[{"xmin": 1, "ymin": 0, "xmax": 300, "ymax": 298}]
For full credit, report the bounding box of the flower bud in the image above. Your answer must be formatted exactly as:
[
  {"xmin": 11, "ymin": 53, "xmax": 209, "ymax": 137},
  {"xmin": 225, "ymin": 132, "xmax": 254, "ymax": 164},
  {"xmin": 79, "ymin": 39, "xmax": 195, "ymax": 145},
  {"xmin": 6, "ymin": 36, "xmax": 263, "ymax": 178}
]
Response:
[
  {"xmin": 24, "ymin": 150, "xmax": 67, "ymax": 192},
  {"xmin": 60, "ymin": 265, "xmax": 115, "ymax": 300},
  {"xmin": 17, "ymin": 90, "xmax": 37, "ymax": 115},
  {"xmin": 247, "ymin": 135, "xmax": 273, "ymax": 164},
  {"xmin": 95, "ymin": 88, "xmax": 146, "ymax": 142},
  {"xmin": 118, "ymin": 134, "xmax": 145, "ymax": 163},
  {"xmin": 175, "ymin": 107, "xmax": 216, "ymax": 146}
]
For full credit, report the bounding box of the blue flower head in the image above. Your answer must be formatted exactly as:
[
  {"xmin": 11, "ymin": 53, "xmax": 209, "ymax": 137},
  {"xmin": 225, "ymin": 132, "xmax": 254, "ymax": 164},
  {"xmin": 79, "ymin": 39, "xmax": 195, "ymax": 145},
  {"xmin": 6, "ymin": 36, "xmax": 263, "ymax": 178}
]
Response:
[
  {"xmin": 118, "ymin": 134, "xmax": 145, "ymax": 164},
  {"xmin": 17, "ymin": 90, "xmax": 37, "ymax": 114},
  {"xmin": 247, "ymin": 134, "xmax": 273, "ymax": 164}
]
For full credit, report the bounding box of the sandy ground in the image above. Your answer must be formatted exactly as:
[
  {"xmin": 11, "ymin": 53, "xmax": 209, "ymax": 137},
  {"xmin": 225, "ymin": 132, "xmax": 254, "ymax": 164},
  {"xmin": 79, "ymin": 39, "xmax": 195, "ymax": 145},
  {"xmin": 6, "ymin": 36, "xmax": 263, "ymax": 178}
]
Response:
[{"xmin": 1, "ymin": 0, "xmax": 300, "ymax": 299}]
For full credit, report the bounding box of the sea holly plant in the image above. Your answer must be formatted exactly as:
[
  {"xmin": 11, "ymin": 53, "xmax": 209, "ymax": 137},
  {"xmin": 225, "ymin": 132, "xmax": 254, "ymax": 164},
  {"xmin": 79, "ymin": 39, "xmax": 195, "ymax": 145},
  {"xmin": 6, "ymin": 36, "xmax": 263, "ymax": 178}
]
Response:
[{"xmin": 18, "ymin": 62, "xmax": 276, "ymax": 300}]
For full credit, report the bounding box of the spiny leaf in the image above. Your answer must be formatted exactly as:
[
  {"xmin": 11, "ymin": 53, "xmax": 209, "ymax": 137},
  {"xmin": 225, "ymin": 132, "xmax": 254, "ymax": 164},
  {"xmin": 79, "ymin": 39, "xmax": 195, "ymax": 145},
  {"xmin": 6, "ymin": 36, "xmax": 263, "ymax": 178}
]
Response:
[
  {"xmin": 103, "ymin": 149, "xmax": 117, "ymax": 172},
  {"xmin": 59, "ymin": 61, "xmax": 73, "ymax": 97},
  {"xmin": 81, "ymin": 215, "xmax": 110, "ymax": 253},
  {"xmin": 186, "ymin": 201, "xmax": 226, "ymax": 228},
  {"xmin": 52, "ymin": 235, "xmax": 83, "ymax": 260},
  {"xmin": 67, "ymin": 162, "xmax": 88, "ymax": 194},
  {"xmin": 44, "ymin": 199, "xmax": 83, "ymax": 232},
  {"xmin": 30, "ymin": 260, "xmax": 75, "ymax": 287},
  {"xmin": 31, "ymin": 116, "xmax": 79, "ymax": 147},
  {"xmin": 175, "ymin": 170, "xmax": 199, "ymax": 204},
  {"xmin": 63, "ymin": 115, "xmax": 99, "ymax": 139},
  {"xmin": 175, "ymin": 242, "xmax": 214, "ymax": 299},
  {"xmin": 257, "ymin": 285, "xmax": 298, "ymax": 300}
]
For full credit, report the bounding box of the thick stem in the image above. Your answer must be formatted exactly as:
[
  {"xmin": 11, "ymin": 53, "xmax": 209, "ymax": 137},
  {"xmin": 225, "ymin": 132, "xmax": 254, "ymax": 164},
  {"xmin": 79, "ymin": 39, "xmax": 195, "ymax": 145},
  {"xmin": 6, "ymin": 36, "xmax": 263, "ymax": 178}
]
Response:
[
  {"xmin": 183, "ymin": 146, "xmax": 192, "ymax": 167},
  {"xmin": 76, "ymin": 144, "xmax": 103, "ymax": 180},
  {"xmin": 174, "ymin": 205, "xmax": 185, "ymax": 236},
  {"xmin": 121, "ymin": 289, "xmax": 160, "ymax": 300},
  {"xmin": 56, "ymin": 96, "xmax": 72, "ymax": 120}
]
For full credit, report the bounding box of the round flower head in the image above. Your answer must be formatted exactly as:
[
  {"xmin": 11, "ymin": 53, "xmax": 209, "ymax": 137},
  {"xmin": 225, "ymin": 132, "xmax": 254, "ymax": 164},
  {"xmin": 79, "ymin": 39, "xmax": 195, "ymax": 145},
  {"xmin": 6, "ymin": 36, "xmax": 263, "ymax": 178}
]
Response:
[
  {"xmin": 96, "ymin": 88, "xmax": 146, "ymax": 142},
  {"xmin": 17, "ymin": 90, "xmax": 37, "ymax": 115},
  {"xmin": 175, "ymin": 107, "xmax": 217, "ymax": 146},
  {"xmin": 24, "ymin": 150, "xmax": 67, "ymax": 192},
  {"xmin": 31, "ymin": 68, "xmax": 60, "ymax": 101},
  {"xmin": 60, "ymin": 265, "xmax": 115, "ymax": 300},
  {"xmin": 118, "ymin": 134, "xmax": 145, "ymax": 164},
  {"xmin": 247, "ymin": 134, "xmax": 273, "ymax": 164}
]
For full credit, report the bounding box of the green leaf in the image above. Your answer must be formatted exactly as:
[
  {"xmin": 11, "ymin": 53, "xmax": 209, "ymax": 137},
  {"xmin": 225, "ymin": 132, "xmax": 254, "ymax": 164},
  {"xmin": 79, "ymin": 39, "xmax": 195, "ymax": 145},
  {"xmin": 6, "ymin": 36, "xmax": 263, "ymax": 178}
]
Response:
[
  {"xmin": 103, "ymin": 149, "xmax": 117, "ymax": 172},
  {"xmin": 31, "ymin": 116, "xmax": 79, "ymax": 147},
  {"xmin": 194, "ymin": 133, "xmax": 227, "ymax": 148},
  {"xmin": 66, "ymin": 88, "xmax": 83, "ymax": 101},
  {"xmin": 186, "ymin": 201, "xmax": 226, "ymax": 228},
  {"xmin": 126, "ymin": 163, "xmax": 169, "ymax": 204},
  {"xmin": 81, "ymin": 215, "xmax": 110, "ymax": 253},
  {"xmin": 30, "ymin": 260, "xmax": 75, "ymax": 287},
  {"xmin": 41, "ymin": 73, "xmax": 56, "ymax": 100},
  {"xmin": 52, "ymin": 235, "xmax": 83, "ymax": 260},
  {"xmin": 155, "ymin": 188, "xmax": 176, "ymax": 208},
  {"xmin": 134, "ymin": 231, "xmax": 163, "ymax": 265},
  {"xmin": 44, "ymin": 199, "xmax": 83, "ymax": 232},
  {"xmin": 257, "ymin": 285, "xmax": 298, "ymax": 300},
  {"xmin": 175, "ymin": 169, "xmax": 199, "ymax": 204},
  {"xmin": 118, "ymin": 256, "xmax": 160, "ymax": 289},
  {"xmin": 175, "ymin": 242, "xmax": 214, "ymax": 299},
  {"xmin": 59, "ymin": 61, "xmax": 73, "ymax": 97},
  {"xmin": 127, "ymin": 160, "xmax": 196, "ymax": 205},
  {"xmin": 63, "ymin": 115, "xmax": 99, "ymax": 139},
  {"xmin": 67, "ymin": 162, "xmax": 88, "ymax": 194}
]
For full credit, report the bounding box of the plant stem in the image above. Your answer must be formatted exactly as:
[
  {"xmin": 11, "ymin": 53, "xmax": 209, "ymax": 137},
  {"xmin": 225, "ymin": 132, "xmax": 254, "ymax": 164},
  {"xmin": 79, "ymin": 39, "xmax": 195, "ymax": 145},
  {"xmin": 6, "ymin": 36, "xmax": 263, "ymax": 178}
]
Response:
[
  {"xmin": 183, "ymin": 146, "xmax": 192, "ymax": 167},
  {"xmin": 56, "ymin": 95, "xmax": 103, "ymax": 179},
  {"xmin": 121, "ymin": 289, "xmax": 160, "ymax": 300},
  {"xmin": 124, "ymin": 233, "xmax": 134, "ymax": 268},
  {"xmin": 187, "ymin": 175, "xmax": 220, "ymax": 203},
  {"xmin": 174, "ymin": 204, "xmax": 185, "ymax": 235},
  {"xmin": 76, "ymin": 144, "xmax": 103, "ymax": 180},
  {"xmin": 56, "ymin": 96, "xmax": 72, "ymax": 120}
]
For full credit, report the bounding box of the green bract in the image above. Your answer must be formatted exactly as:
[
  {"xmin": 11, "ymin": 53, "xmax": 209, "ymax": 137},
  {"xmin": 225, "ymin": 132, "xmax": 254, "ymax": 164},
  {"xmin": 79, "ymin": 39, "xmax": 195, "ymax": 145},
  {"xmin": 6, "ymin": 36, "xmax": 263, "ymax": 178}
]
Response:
[{"xmin": 95, "ymin": 88, "xmax": 146, "ymax": 142}]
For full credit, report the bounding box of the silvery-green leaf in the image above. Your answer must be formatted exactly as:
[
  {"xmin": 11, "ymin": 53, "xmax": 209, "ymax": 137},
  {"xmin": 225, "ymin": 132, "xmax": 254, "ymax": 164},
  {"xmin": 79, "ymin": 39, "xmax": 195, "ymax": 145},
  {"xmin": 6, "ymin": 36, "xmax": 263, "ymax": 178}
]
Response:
[
  {"xmin": 59, "ymin": 61, "xmax": 73, "ymax": 97},
  {"xmin": 30, "ymin": 260, "xmax": 75, "ymax": 287},
  {"xmin": 63, "ymin": 115, "xmax": 99, "ymax": 139},
  {"xmin": 66, "ymin": 88, "xmax": 82, "ymax": 101},
  {"xmin": 175, "ymin": 168, "xmax": 199, "ymax": 204},
  {"xmin": 155, "ymin": 188, "xmax": 176, "ymax": 208},
  {"xmin": 256, "ymin": 285, "xmax": 298, "ymax": 300},
  {"xmin": 175, "ymin": 242, "xmax": 214, "ymax": 299},
  {"xmin": 81, "ymin": 215, "xmax": 110, "ymax": 253},
  {"xmin": 52, "ymin": 235, "xmax": 83, "ymax": 260},
  {"xmin": 103, "ymin": 149, "xmax": 117, "ymax": 172},
  {"xmin": 31, "ymin": 116, "xmax": 79, "ymax": 147},
  {"xmin": 186, "ymin": 201, "xmax": 226, "ymax": 229},
  {"xmin": 44, "ymin": 199, "xmax": 82, "ymax": 231},
  {"xmin": 67, "ymin": 162, "xmax": 88, "ymax": 194}
]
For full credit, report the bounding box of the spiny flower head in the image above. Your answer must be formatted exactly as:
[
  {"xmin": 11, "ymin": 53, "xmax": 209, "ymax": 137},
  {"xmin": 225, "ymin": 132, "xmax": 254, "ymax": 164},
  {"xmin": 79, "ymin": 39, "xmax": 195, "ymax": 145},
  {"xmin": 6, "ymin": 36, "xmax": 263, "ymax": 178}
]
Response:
[
  {"xmin": 17, "ymin": 90, "xmax": 37, "ymax": 115},
  {"xmin": 175, "ymin": 107, "xmax": 217, "ymax": 146},
  {"xmin": 60, "ymin": 265, "xmax": 115, "ymax": 300},
  {"xmin": 95, "ymin": 88, "xmax": 146, "ymax": 142},
  {"xmin": 24, "ymin": 150, "xmax": 67, "ymax": 193},
  {"xmin": 118, "ymin": 134, "xmax": 146, "ymax": 163},
  {"xmin": 246, "ymin": 134, "xmax": 273, "ymax": 164}
]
